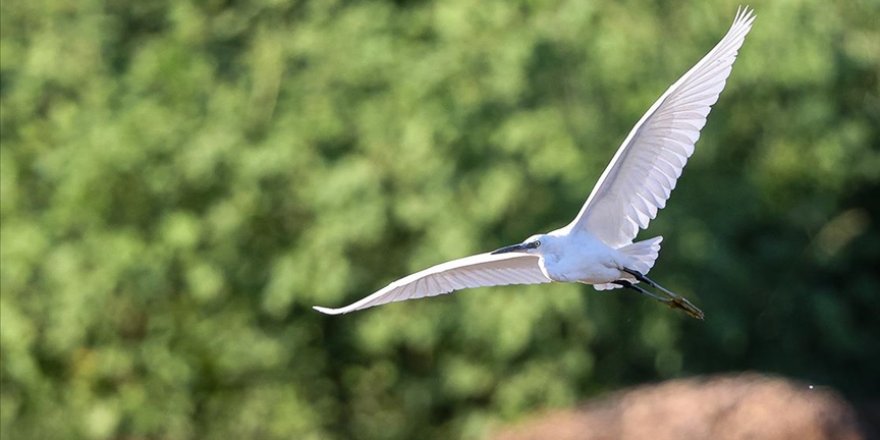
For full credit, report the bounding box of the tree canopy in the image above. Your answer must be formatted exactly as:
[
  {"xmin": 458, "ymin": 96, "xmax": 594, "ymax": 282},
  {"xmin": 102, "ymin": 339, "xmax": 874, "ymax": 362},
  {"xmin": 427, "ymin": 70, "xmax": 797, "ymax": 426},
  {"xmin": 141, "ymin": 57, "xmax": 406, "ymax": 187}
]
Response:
[{"xmin": 1, "ymin": 1, "xmax": 878, "ymax": 439}]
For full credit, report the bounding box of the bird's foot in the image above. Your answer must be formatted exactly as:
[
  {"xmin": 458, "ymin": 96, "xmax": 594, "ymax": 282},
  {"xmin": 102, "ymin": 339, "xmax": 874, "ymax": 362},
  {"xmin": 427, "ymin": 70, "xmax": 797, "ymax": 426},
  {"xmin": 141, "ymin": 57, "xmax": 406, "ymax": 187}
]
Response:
[
  {"xmin": 618, "ymin": 269, "xmax": 705, "ymax": 320},
  {"xmin": 668, "ymin": 295, "xmax": 704, "ymax": 320}
]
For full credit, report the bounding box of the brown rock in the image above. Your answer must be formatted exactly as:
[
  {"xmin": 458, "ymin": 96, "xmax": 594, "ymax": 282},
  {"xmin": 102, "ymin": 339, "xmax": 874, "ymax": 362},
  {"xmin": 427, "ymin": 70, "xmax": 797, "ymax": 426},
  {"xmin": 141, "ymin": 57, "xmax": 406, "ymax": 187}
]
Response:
[{"xmin": 491, "ymin": 373, "xmax": 867, "ymax": 440}]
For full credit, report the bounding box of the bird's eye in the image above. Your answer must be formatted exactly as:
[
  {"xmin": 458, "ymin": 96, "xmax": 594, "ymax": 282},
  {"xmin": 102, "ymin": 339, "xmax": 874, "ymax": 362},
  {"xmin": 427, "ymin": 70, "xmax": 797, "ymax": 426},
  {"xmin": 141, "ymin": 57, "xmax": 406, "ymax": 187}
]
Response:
[{"xmin": 533, "ymin": 240, "xmax": 541, "ymax": 247}]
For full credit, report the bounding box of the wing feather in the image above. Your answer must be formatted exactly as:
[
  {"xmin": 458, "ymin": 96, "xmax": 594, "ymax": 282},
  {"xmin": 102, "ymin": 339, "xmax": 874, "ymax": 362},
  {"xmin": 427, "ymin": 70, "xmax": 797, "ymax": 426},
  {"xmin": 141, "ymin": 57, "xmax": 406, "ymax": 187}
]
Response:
[
  {"xmin": 313, "ymin": 252, "xmax": 551, "ymax": 315},
  {"xmin": 569, "ymin": 7, "xmax": 755, "ymax": 247}
]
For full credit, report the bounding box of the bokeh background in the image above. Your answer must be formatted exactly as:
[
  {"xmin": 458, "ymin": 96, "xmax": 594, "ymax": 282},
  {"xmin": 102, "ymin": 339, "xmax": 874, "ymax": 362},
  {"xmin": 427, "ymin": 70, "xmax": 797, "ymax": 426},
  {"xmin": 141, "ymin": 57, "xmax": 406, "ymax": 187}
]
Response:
[{"xmin": 1, "ymin": 0, "xmax": 878, "ymax": 438}]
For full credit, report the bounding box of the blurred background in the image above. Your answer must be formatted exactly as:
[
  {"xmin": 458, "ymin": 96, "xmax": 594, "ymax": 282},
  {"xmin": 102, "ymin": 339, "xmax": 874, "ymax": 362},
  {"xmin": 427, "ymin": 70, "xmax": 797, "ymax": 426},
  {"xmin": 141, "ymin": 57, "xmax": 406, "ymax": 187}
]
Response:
[{"xmin": 1, "ymin": 0, "xmax": 878, "ymax": 438}]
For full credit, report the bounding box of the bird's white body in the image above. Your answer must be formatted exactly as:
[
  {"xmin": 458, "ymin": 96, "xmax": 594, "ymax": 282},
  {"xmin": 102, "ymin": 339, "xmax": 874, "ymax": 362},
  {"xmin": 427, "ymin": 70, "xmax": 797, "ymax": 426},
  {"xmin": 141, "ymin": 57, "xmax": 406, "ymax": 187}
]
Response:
[
  {"xmin": 529, "ymin": 230, "xmax": 622, "ymax": 283},
  {"xmin": 314, "ymin": 7, "xmax": 755, "ymax": 317}
]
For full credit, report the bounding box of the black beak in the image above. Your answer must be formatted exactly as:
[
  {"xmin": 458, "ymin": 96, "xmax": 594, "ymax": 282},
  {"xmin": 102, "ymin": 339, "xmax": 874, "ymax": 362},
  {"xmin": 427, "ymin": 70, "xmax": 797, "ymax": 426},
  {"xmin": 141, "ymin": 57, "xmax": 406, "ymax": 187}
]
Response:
[{"xmin": 491, "ymin": 243, "xmax": 530, "ymax": 255}]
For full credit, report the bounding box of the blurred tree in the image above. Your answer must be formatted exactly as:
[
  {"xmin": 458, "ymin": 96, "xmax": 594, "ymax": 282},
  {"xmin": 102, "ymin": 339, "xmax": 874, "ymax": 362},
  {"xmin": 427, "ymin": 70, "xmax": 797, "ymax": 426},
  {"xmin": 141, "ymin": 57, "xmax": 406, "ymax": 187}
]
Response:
[{"xmin": 1, "ymin": 0, "xmax": 878, "ymax": 439}]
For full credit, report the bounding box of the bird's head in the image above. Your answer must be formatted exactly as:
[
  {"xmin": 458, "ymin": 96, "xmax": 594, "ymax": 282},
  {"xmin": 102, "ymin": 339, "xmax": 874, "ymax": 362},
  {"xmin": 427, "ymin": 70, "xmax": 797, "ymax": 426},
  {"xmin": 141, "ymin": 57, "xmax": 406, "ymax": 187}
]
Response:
[{"xmin": 491, "ymin": 234, "xmax": 547, "ymax": 255}]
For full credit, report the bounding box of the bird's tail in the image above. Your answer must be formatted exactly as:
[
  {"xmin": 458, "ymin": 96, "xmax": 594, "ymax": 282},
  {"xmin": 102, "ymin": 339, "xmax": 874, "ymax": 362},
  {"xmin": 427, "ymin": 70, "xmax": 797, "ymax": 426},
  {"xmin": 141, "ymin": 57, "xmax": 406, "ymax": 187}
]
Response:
[{"xmin": 594, "ymin": 236, "xmax": 663, "ymax": 291}]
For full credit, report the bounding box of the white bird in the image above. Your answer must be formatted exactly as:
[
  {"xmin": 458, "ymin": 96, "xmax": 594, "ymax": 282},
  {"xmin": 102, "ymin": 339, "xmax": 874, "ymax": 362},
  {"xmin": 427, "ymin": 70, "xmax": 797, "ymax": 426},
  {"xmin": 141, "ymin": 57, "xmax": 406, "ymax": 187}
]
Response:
[{"xmin": 314, "ymin": 7, "xmax": 756, "ymax": 319}]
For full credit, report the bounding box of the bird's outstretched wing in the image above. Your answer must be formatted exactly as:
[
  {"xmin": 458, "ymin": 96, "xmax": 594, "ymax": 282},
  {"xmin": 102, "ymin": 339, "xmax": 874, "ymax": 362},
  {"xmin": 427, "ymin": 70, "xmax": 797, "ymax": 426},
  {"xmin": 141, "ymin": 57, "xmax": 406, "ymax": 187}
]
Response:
[
  {"xmin": 568, "ymin": 7, "xmax": 755, "ymax": 248},
  {"xmin": 313, "ymin": 253, "xmax": 551, "ymax": 315}
]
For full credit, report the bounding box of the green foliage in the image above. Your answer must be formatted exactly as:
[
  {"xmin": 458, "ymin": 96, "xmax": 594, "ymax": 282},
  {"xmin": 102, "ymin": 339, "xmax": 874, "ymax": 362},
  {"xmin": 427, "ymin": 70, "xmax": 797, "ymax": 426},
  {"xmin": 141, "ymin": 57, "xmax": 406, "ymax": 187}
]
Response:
[{"xmin": 1, "ymin": 0, "xmax": 878, "ymax": 438}]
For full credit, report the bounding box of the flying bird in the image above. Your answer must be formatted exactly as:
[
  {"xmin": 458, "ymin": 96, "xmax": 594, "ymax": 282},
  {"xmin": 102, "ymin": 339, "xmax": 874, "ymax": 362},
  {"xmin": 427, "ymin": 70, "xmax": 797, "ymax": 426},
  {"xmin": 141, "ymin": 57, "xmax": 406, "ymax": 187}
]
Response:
[{"xmin": 314, "ymin": 7, "xmax": 756, "ymax": 319}]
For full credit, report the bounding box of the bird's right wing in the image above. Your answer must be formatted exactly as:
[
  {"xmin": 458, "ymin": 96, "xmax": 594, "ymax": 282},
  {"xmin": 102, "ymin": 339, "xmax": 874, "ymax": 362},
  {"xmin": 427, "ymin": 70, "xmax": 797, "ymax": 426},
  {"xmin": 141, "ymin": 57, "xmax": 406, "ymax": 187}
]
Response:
[
  {"xmin": 313, "ymin": 252, "xmax": 551, "ymax": 315},
  {"xmin": 567, "ymin": 7, "xmax": 755, "ymax": 248}
]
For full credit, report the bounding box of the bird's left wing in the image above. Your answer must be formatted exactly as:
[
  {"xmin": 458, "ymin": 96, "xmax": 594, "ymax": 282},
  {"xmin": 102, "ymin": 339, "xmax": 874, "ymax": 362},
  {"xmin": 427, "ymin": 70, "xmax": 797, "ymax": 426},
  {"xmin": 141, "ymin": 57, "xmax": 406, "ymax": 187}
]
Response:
[
  {"xmin": 568, "ymin": 7, "xmax": 755, "ymax": 248},
  {"xmin": 313, "ymin": 252, "xmax": 551, "ymax": 315}
]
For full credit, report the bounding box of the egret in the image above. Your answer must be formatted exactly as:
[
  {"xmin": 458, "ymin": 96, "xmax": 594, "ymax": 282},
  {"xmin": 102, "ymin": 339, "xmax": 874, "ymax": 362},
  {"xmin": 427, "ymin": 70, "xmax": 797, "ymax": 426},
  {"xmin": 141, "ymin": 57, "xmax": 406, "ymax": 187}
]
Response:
[{"xmin": 314, "ymin": 7, "xmax": 756, "ymax": 319}]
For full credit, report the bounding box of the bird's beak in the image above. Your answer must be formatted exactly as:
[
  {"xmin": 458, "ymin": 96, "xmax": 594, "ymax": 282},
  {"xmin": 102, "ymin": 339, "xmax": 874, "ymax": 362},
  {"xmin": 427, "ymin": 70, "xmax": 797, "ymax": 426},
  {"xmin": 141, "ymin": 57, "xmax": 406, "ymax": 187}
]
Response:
[{"xmin": 491, "ymin": 243, "xmax": 530, "ymax": 255}]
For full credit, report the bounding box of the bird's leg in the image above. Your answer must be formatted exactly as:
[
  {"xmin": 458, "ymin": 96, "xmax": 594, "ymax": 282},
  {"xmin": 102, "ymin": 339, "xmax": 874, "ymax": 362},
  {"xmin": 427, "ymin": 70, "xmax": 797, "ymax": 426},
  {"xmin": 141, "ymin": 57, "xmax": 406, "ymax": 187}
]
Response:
[
  {"xmin": 614, "ymin": 280, "xmax": 704, "ymax": 320},
  {"xmin": 612, "ymin": 280, "xmax": 669, "ymax": 303},
  {"xmin": 619, "ymin": 269, "xmax": 705, "ymax": 320},
  {"xmin": 622, "ymin": 268, "xmax": 677, "ymax": 297}
]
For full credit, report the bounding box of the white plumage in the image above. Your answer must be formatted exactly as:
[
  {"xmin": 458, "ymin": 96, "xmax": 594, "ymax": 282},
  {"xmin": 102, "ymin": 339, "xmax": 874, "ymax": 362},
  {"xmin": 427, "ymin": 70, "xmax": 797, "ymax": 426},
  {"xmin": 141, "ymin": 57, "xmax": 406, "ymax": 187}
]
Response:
[
  {"xmin": 570, "ymin": 7, "xmax": 756, "ymax": 248},
  {"xmin": 313, "ymin": 253, "xmax": 551, "ymax": 315},
  {"xmin": 314, "ymin": 8, "xmax": 755, "ymax": 318}
]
